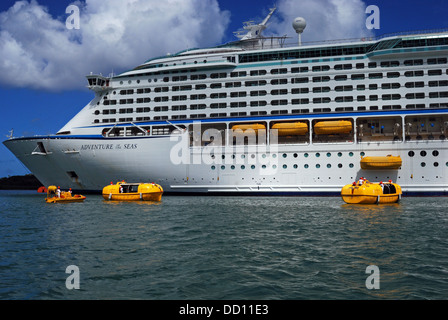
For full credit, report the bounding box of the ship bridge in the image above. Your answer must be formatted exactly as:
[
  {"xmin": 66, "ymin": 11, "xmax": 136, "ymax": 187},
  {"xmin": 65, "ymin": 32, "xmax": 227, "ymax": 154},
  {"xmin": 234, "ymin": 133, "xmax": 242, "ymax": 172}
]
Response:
[{"xmin": 86, "ymin": 73, "xmax": 111, "ymax": 93}]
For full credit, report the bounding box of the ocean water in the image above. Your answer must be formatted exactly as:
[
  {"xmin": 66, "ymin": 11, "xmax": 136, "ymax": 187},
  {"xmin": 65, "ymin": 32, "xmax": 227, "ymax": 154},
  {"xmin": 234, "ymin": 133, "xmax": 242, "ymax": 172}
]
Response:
[{"xmin": 0, "ymin": 190, "xmax": 447, "ymax": 300}]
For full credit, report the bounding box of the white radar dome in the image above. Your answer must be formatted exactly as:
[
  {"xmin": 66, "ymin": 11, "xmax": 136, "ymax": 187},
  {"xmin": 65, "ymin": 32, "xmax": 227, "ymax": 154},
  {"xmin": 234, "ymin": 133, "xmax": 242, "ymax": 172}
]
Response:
[{"xmin": 292, "ymin": 17, "xmax": 306, "ymax": 34}]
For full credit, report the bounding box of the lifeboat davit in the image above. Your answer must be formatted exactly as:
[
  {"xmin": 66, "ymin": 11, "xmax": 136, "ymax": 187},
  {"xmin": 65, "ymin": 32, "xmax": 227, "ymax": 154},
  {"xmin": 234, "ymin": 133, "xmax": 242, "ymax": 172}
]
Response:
[
  {"xmin": 360, "ymin": 155, "xmax": 402, "ymax": 170},
  {"xmin": 102, "ymin": 181, "xmax": 163, "ymax": 201},
  {"xmin": 314, "ymin": 120, "xmax": 352, "ymax": 135},
  {"xmin": 341, "ymin": 180, "xmax": 402, "ymax": 204},
  {"xmin": 45, "ymin": 186, "xmax": 86, "ymax": 203},
  {"xmin": 271, "ymin": 122, "xmax": 308, "ymax": 136}
]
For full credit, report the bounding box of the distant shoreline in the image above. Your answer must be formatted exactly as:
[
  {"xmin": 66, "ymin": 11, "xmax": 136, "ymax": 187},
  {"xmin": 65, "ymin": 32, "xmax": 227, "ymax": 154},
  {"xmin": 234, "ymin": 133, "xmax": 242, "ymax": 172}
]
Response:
[{"xmin": 0, "ymin": 174, "xmax": 43, "ymax": 190}]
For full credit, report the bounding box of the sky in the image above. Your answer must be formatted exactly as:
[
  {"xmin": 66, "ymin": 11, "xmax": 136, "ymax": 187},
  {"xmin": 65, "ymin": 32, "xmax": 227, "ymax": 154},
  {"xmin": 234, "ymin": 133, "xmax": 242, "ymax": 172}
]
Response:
[{"xmin": 0, "ymin": 0, "xmax": 447, "ymax": 178}]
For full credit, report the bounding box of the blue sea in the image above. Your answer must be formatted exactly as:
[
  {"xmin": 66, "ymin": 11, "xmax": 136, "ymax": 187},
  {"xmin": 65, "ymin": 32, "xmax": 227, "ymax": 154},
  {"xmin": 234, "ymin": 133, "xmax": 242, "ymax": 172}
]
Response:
[{"xmin": 0, "ymin": 190, "xmax": 447, "ymax": 301}]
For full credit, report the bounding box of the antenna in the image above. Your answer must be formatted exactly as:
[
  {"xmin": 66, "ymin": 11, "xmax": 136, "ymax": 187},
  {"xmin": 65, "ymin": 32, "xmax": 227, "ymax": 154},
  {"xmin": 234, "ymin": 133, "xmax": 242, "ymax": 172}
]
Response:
[
  {"xmin": 236, "ymin": 7, "xmax": 277, "ymax": 41},
  {"xmin": 292, "ymin": 17, "xmax": 307, "ymax": 46}
]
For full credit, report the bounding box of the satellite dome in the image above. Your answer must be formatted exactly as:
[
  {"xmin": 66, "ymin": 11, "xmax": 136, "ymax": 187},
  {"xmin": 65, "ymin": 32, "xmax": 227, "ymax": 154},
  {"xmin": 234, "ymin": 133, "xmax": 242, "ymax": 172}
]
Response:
[{"xmin": 292, "ymin": 17, "xmax": 306, "ymax": 34}]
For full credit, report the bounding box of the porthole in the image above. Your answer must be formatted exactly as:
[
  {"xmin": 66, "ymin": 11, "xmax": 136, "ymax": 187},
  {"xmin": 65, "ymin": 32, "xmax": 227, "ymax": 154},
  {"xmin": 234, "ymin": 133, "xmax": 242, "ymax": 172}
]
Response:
[
  {"xmin": 408, "ymin": 151, "xmax": 415, "ymax": 157},
  {"xmin": 262, "ymin": 154, "xmax": 266, "ymax": 158},
  {"xmin": 94, "ymin": 110, "xmax": 100, "ymax": 115},
  {"xmin": 316, "ymin": 164, "xmax": 321, "ymax": 168},
  {"xmin": 282, "ymin": 153, "xmax": 287, "ymax": 158},
  {"xmin": 432, "ymin": 150, "xmax": 439, "ymax": 157},
  {"xmin": 360, "ymin": 152, "xmax": 365, "ymax": 156},
  {"xmin": 338, "ymin": 163, "xmax": 343, "ymax": 168},
  {"xmin": 304, "ymin": 153, "xmax": 309, "ymax": 158},
  {"xmin": 128, "ymin": 80, "xmax": 132, "ymax": 84},
  {"xmin": 421, "ymin": 162, "xmax": 426, "ymax": 167},
  {"xmin": 221, "ymin": 165, "xmax": 225, "ymax": 170},
  {"xmin": 272, "ymin": 165, "xmax": 277, "ymax": 169},
  {"xmin": 316, "ymin": 153, "xmax": 321, "ymax": 157},
  {"xmin": 241, "ymin": 165, "xmax": 245, "ymax": 170},
  {"xmin": 293, "ymin": 164, "xmax": 298, "ymax": 169},
  {"xmin": 304, "ymin": 164, "xmax": 309, "ymax": 169},
  {"xmin": 231, "ymin": 165, "xmax": 235, "ymax": 170},
  {"xmin": 349, "ymin": 163, "xmax": 354, "ymax": 168},
  {"xmin": 272, "ymin": 154, "xmax": 277, "ymax": 158},
  {"xmin": 283, "ymin": 164, "xmax": 287, "ymax": 169},
  {"xmin": 420, "ymin": 151, "xmax": 427, "ymax": 157},
  {"xmin": 262, "ymin": 165, "xmax": 266, "ymax": 169},
  {"xmin": 211, "ymin": 166, "xmax": 216, "ymax": 170},
  {"xmin": 251, "ymin": 165, "xmax": 255, "ymax": 169},
  {"xmin": 327, "ymin": 164, "xmax": 331, "ymax": 168},
  {"xmin": 120, "ymin": 81, "xmax": 123, "ymax": 85},
  {"xmin": 349, "ymin": 152, "xmax": 354, "ymax": 157},
  {"xmin": 434, "ymin": 162, "xmax": 439, "ymax": 167},
  {"xmin": 337, "ymin": 152, "xmax": 342, "ymax": 157},
  {"xmin": 241, "ymin": 154, "xmax": 246, "ymax": 159},
  {"xmin": 137, "ymin": 80, "xmax": 140, "ymax": 84},
  {"xmin": 293, "ymin": 153, "xmax": 298, "ymax": 158},
  {"xmin": 326, "ymin": 153, "xmax": 331, "ymax": 157}
]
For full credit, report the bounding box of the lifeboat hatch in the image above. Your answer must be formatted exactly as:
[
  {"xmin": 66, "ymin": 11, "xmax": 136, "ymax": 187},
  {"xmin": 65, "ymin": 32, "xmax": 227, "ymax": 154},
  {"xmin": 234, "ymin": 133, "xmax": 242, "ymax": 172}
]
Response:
[
  {"xmin": 31, "ymin": 142, "xmax": 50, "ymax": 156},
  {"xmin": 67, "ymin": 171, "xmax": 80, "ymax": 183}
]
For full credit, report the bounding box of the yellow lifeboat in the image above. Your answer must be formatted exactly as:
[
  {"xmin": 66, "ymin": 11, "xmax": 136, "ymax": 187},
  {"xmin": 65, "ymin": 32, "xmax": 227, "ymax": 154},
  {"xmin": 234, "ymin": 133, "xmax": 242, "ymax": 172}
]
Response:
[
  {"xmin": 45, "ymin": 186, "xmax": 86, "ymax": 203},
  {"xmin": 341, "ymin": 180, "xmax": 402, "ymax": 204},
  {"xmin": 232, "ymin": 123, "xmax": 266, "ymax": 134},
  {"xmin": 360, "ymin": 155, "xmax": 402, "ymax": 170},
  {"xmin": 314, "ymin": 120, "xmax": 352, "ymax": 135},
  {"xmin": 102, "ymin": 181, "xmax": 163, "ymax": 201},
  {"xmin": 271, "ymin": 122, "xmax": 309, "ymax": 136}
]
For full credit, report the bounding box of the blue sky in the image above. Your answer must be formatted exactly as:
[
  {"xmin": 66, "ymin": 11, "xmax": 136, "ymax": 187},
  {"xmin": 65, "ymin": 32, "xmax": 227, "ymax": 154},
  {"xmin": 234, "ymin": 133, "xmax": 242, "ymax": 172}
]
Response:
[{"xmin": 0, "ymin": 0, "xmax": 447, "ymax": 178}]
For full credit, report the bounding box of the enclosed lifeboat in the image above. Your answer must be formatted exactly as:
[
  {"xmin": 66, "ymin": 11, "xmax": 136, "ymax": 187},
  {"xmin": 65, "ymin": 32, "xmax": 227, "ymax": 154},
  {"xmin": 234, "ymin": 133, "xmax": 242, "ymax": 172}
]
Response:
[
  {"xmin": 102, "ymin": 181, "xmax": 163, "ymax": 201},
  {"xmin": 271, "ymin": 122, "xmax": 308, "ymax": 136},
  {"xmin": 341, "ymin": 180, "xmax": 402, "ymax": 204},
  {"xmin": 45, "ymin": 186, "xmax": 86, "ymax": 203},
  {"xmin": 314, "ymin": 120, "xmax": 352, "ymax": 135},
  {"xmin": 360, "ymin": 155, "xmax": 402, "ymax": 170},
  {"xmin": 231, "ymin": 123, "xmax": 266, "ymax": 134}
]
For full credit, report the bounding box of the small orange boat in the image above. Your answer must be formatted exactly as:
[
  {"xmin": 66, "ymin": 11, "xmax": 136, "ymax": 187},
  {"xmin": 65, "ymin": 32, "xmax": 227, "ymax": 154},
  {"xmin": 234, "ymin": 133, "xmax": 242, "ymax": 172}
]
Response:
[
  {"xmin": 45, "ymin": 186, "xmax": 86, "ymax": 203},
  {"xmin": 341, "ymin": 180, "xmax": 402, "ymax": 204}
]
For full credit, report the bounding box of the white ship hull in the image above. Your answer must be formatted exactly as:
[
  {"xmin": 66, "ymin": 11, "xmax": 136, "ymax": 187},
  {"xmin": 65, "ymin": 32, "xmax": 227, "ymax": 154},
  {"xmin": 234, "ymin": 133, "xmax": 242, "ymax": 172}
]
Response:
[
  {"xmin": 4, "ymin": 128, "xmax": 448, "ymax": 195},
  {"xmin": 4, "ymin": 10, "xmax": 448, "ymax": 195}
]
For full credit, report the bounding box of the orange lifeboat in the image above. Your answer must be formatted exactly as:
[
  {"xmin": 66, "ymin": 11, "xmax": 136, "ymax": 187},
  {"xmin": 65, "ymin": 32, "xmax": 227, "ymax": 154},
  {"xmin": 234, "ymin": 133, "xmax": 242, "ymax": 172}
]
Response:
[
  {"xmin": 314, "ymin": 120, "xmax": 352, "ymax": 135},
  {"xmin": 271, "ymin": 122, "xmax": 308, "ymax": 136},
  {"xmin": 360, "ymin": 155, "xmax": 402, "ymax": 170}
]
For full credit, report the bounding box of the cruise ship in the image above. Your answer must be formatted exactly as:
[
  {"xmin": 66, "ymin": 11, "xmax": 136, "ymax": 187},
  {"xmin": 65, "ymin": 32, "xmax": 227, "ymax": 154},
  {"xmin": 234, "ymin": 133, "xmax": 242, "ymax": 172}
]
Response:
[{"xmin": 4, "ymin": 8, "xmax": 448, "ymax": 195}]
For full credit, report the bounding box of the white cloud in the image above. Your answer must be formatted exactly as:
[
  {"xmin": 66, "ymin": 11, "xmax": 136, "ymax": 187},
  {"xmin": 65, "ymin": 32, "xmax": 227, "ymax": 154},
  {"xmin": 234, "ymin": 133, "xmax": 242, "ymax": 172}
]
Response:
[
  {"xmin": 0, "ymin": 0, "xmax": 230, "ymax": 91},
  {"xmin": 0, "ymin": 0, "xmax": 372, "ymax": 91},
  {"xmin": 268, "ymin": 0, "xmax": 373, "ymax": 44}
]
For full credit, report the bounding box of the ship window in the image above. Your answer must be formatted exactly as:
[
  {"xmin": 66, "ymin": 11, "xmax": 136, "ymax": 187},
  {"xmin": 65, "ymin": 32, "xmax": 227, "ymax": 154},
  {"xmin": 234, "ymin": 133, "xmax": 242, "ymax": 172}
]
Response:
[
  {"xmin": 304, "ymin": 164, "xmax": 309, "ymax": 169},
  {"xmin": 420, "ymin": 151, "xmax": 427, "ymax": 157},
  {"xmin": 421, "ymin": 162, "xmax": 426, "ymax": 167}
]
